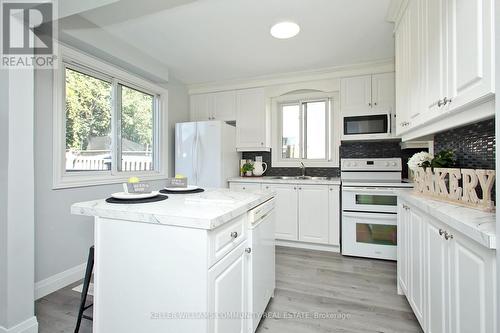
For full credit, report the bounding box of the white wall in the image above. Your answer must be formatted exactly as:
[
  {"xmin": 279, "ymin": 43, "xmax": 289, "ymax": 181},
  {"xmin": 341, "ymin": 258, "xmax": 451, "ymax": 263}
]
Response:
[{"xmin": 33, "ymin": 66, "xmax": 189, "ymax": 295}]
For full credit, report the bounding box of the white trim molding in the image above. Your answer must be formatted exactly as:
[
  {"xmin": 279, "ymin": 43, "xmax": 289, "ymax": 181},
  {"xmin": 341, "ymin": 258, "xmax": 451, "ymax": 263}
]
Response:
[
  {"xmin": 35, "ymin": 262, "xmax": 87, "ymax": 300},
  {"xmin": 52, "ymin": 44, "xmax": 169, "ymax": 189},
  {"xmin": 0, "ymin": 317, "xmax": 38, "ymax": 333},
  {"xmin": 188, "ymin": 59, "xmax": 394, "ymax": 94},
  {"xmin": 276, "ymin": 240, "xmax": 340, "ymax": 253}
]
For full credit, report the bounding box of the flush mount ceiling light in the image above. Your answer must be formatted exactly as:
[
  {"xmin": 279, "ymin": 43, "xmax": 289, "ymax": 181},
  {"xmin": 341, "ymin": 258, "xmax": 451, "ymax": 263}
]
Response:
[{"xmin": 270, "ymin": 21, "xmax": 300, "ymax": 39}]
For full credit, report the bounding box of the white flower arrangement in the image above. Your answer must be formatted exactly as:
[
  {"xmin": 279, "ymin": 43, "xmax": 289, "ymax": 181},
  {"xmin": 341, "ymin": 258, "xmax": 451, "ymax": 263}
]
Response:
[{"xmin": 407, "ymin": 151, "xmax": 434, "ymax": 171}]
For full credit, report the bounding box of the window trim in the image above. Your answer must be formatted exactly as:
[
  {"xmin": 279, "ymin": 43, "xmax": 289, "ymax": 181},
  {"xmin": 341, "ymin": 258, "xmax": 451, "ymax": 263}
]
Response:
[
  {"xmin": 271, "ymin": 91, "xmax": 340, "ymax": 168},
  {"xmin": 53, "ymin": 44, "xmax": 169, "ymax": 189}
]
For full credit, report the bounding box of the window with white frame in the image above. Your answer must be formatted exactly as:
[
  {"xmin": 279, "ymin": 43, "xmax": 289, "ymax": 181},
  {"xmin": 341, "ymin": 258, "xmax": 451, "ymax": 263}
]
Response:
[
  {"xmin": 272, "ymin": 92, "xmax": 340, "ymax": 167},
  {"xmin": 54, "ymin": 46, "xmax": 168, "ymax": 188}
]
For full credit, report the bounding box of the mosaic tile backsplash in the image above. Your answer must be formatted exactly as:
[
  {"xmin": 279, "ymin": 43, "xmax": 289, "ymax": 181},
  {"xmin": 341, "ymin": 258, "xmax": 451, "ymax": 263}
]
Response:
[
  {"xmin": 240, "ymin": 151, "xmax": 340, "ymax": 177},
  {"xmin": 434, "ymin": 118, "xmax": 495, "ymax": 169}
]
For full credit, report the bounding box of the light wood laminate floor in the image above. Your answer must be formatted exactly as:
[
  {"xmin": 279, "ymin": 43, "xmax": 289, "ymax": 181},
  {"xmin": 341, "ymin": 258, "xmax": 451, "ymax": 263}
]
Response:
[{"xmin": 36, "ymin": 246, "xmax": 422, "ymax": 333}]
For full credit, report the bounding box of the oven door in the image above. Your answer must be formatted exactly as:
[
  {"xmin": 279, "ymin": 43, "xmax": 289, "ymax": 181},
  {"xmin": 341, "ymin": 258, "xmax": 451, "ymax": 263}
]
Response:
[
  {"xmin": 342, "ymin": 187, "xmax": 398, "ymax": 213},
  {"xmin": 341, "ymin": 113, "xmax": 393, "ymax": 140},
  {"xmin": 341, "ymin": 211, "xmax": 397, "ymax": 260}
]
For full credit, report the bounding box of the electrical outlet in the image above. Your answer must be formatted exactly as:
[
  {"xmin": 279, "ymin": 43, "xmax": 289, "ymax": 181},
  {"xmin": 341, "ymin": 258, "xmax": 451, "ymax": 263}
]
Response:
[{"xmin": 255, "ymin": 156, "xmax": 263, "ymax": 162}]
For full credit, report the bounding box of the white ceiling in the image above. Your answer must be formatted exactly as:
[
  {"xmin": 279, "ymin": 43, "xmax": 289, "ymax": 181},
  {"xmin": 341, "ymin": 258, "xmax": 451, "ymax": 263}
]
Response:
[{"xmin": 64, "ymin": 0, "xmax": 395, "ymax": 85}]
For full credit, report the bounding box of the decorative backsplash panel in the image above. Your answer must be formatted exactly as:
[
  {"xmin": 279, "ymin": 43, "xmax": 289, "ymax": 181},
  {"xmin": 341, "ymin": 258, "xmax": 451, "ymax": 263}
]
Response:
[
  {"xmin": 434, "ymin": 118, "xmax": 495, "ymax": 169},
  {"xmin": 241, "ymin": 151, "xmax": 340, "ymax": 177},
  {"xmin": 340, "ymin": 140, "xmax": 424, "ymax": 179}
]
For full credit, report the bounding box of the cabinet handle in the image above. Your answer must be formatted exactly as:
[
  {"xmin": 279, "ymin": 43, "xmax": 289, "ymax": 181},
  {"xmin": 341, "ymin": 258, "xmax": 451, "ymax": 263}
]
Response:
[
  {"xmin": 230, "ymin": 231, "xmax": 238, "ymax": 239},
  {"xmin": 245, "ymin": 247, "xmax": 252, "ymax": 253},
  {"xmin": 439, "ymin": 229, "xmax": 445, "ymax": 236},
  {"xmin": 444, "ymin": 232, "xmax": 453, "ymax": 240}
]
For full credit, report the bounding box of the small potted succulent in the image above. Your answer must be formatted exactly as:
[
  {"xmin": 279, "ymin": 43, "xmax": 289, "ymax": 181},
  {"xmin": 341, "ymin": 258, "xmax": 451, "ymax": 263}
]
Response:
[{"xmin": 241, "ymin": 162, "xmax": 255, "ymax": 177}]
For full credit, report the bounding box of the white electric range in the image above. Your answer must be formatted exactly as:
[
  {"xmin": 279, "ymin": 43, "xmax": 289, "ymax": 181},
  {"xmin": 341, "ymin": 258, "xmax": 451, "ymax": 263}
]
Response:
[{"xmin": 341, "ymin": 158, "xmax": 413, "ymax": 260}]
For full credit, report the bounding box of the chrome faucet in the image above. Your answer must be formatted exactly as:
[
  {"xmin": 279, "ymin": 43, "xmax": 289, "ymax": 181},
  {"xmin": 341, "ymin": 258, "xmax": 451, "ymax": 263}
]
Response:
[{"xmin": 299, "ymin": 161, "xmax": 306, "ymax": 177}]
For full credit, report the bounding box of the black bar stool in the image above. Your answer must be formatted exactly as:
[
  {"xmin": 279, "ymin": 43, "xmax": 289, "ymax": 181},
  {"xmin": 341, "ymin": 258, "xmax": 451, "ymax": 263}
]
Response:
[{"xmin": 75, "ymin": 246, "xmax": 94, "ymax": 333}]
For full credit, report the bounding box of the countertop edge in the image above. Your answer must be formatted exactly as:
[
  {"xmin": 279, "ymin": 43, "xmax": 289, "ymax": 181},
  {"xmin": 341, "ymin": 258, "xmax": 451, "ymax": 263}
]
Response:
[
  {"xmin": 71, "ymin": 191, "xmax": 275, "ymax": 230},
  {"xmin": 397, "ymin": 190, "xmax": 496, "ymax": 250}
]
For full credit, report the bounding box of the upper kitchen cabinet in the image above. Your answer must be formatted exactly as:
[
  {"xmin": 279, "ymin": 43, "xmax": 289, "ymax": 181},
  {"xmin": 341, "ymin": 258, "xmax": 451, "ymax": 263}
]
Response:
[
  {"xmin": 341, "ymin": 73, "xmax": 395, "ymax": 114},
  {"xmin": 340, "ymin": 75, "xmax": 372, "ymax": 113},
  {"xmin": 190, "ymin": 90, "xmax": 236, "ymax": 121},
  {"xmin": 394, "ymin": 0, "xmax": 495, "ymax": 140},
  {"xmin": 235, "ymin": 88, "xmax": 270, "ymax": 151}
]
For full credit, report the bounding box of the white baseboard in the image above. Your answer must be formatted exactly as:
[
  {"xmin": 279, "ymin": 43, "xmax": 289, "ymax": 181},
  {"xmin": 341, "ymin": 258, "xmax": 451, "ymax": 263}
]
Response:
[
  {"xmin": 35, "ymin": 262, "xmax": 87, "ymax": 300},
  {"xmin": 0, "ymin": 316, "xmax": 38, "ymax": 333},
  {"xmin": 276, "ymin": 240, "xmax": 340, "ymax": 253}
]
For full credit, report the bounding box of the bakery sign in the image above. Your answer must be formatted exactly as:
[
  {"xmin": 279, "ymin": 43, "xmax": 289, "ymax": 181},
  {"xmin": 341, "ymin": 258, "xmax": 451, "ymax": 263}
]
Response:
[{"xmin": 413, "ymin": 167, "xmax": 496, "ymax": 212}]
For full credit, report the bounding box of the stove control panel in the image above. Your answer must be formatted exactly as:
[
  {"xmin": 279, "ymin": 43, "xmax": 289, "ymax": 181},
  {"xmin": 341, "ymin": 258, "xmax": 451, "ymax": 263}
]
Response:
[{"xmin": 341, "ymin": 158, "xmax": 402, "ymax": 171}]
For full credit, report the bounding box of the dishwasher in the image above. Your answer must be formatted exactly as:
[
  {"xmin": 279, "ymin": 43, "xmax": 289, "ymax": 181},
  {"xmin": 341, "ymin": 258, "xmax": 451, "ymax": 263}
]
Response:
[{"xmin": 247, "ymin": 198, "xmax": 275, "ymax": 333}]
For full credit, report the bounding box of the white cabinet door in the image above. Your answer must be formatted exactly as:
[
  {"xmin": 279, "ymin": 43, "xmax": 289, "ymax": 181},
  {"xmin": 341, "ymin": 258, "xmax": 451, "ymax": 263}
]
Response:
[
  {"xmin": 298, "ymin": 185, "xmax": 329, "ymax": 244},
  {"xmin": 425, "ymin": 218, "xmax": 448, "ymax": 333},
  {"xmin": 208, "ymin": 243, "xmax": 246, "ymax": 333},
  {"xmin": 372, "ymin": 73, "xmax": 395, "ymax": 111},
  {"xmin": 397, "ymin": 203, "xmax": 410, "ymax": 295},
  {"xmin": 449, "ymin": 229, "xmax": 496, "ymax": 333},
  {"xmin": 267, "ymin": 184, "xmax": 298, "ymax": 241},
  {"xmin": 424, "ymin": 0, "xmax": 448, "ymax": 116},
  {"xmin": 340, "ymin": 75, "xmax": 372, "ymax": 113},
  {"xmin": 408, "ymin": 208, "xmax": 425, "ymax": 327},
  {"xmin": 213, "ymin": 91, "xmax": 236, "ymax": 121},
  {"xmin": 236, "ymin": 88, "xmax": 268, "ymax": 150},
  {"xmin": 328, "ymin": 185, "xmax": 340, "ymax": 246},
  {"xmin": 395, "ymin": 10, "xmax": 411, "ymax": 135},
  {"xmin": 229, "ymin": 182, "xmax": 261, "ymax": 192},
  {"xmin": 190, "ymin": 94, "xmax": 212, "ymax": 121},
  {"xmin": 446, "ymin": 0, "xmax": 494, "ymax": 113}
]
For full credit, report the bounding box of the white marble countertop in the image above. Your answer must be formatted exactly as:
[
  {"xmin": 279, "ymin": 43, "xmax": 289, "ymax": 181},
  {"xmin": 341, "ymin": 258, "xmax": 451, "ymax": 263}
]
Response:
[
  {"xmin": 71, "ymin": 189, "xmax": 275, "ymax": 230},
  {"xmin": 228, "ymin": 176, "xmax": 341, "ymax": 185},
  {"xmin": 398, "ymin": 190, "xmax": 496, "ymax": 249}
]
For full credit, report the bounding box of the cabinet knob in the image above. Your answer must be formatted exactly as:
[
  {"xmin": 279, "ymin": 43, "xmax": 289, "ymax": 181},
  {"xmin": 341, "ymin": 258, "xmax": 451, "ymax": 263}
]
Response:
[
  {"xmin": 242, "ymin": 187, "xmax": 246, "ymax": 190},
  {"xmin": 439, "ymin": 229, "xmax": 445, "ymax": 236},
  {"xmin": 294, "ymin": 187, "xmax": 297, "ymax": 190},
  {"xmin": 444, "ymin": 232, "xmax": 453, "ymax": 240},
  {"xmin": 374, "ymin": 102, "xmax": 377, "ymax": 106},
  {"xmin": 245, "ymin": 247, "xmax": 252, "ymax": 253},
  {"xmin": 368, "ymin": 103, "xmax": 372, "ymax": 107},
  {"xmin": 298, "ymin": 187, "xmax": 302, "ymax": 190},
  {"xmin": 265, "ymin": 186, "xmax": 269, "ymax": 189},
  {"xmin": 230, "ymin": 231, "xmax": 238, "ymax": 239},
  {"xmin": 261, "ymin": 142, "xmax": 264, "ymax": 146}
]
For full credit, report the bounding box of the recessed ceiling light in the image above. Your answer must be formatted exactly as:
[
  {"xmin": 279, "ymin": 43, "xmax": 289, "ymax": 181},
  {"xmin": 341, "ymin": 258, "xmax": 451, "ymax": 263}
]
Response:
[{"xmin": 270, "ymin": 21, "xmax": 300, "ymax": 39}]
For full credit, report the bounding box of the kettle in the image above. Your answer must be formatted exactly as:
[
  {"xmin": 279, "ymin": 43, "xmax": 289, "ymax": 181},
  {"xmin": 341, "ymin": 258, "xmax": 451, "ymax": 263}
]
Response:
[{"xmin": 252, "ymin": 161, "xmax": 268, "ymax": 176}]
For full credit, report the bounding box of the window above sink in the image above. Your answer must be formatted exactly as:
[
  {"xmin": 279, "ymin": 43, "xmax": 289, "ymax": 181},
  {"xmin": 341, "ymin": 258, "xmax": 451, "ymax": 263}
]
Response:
[{"xmin": 271, "ymin": 91, "xmax": 340, "ymax": 168}]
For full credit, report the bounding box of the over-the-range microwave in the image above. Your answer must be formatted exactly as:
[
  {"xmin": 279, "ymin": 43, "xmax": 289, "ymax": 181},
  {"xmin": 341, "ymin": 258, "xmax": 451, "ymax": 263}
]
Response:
[{"xmin": 341, "ymin": 111, "xmax": 395, "ymax": 140}]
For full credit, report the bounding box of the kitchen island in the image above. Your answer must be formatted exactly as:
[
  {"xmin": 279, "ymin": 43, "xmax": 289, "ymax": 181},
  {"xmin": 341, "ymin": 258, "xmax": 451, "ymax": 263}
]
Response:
[{"xmin": 71, "ymin": 189, "xmax": 275, "ymax": 333}]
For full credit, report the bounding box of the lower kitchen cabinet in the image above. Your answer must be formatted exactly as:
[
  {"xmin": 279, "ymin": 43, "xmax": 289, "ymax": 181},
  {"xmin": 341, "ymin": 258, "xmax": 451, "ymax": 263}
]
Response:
[
  {"xmin": 229, "ymin": 181, "xmax": 341, "ymax": 248},
  {"xmin": 208, "ymin": 242, "xmax": 246, "ymax": 333},
  {"xmin": 298, "ymin": 185, "xmax": 329, "ymax": 244},
  {"xmin": 328, "ymin": 185, "xmax": 340, "ymax": 246},
  {"xmin": 266, "ymin": 184, "xmax": 298, "ymax": 241},
  {"xmin": 398, "ymin": 199, "xmax": 496, "ymax": 333}
]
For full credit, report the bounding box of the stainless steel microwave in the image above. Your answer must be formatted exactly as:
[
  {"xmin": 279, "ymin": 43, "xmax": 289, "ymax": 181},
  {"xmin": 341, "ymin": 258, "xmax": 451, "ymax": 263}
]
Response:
[{"xmin": 342, "ymin": 113, "xmax": 394, "ymax": 140}]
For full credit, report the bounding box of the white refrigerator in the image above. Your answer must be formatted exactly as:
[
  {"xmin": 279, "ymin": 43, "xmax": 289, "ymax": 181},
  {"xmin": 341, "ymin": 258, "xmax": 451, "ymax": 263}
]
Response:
[{"xmin": 175, "ymin": 121, "xmax": 239, "ymax": 188}]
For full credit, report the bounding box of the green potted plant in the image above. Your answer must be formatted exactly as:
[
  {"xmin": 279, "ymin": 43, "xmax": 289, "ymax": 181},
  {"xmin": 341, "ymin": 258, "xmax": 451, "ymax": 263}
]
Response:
[{"xmin": 241, "ymin": 162, "xmax": 254, "ymax": 177}]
